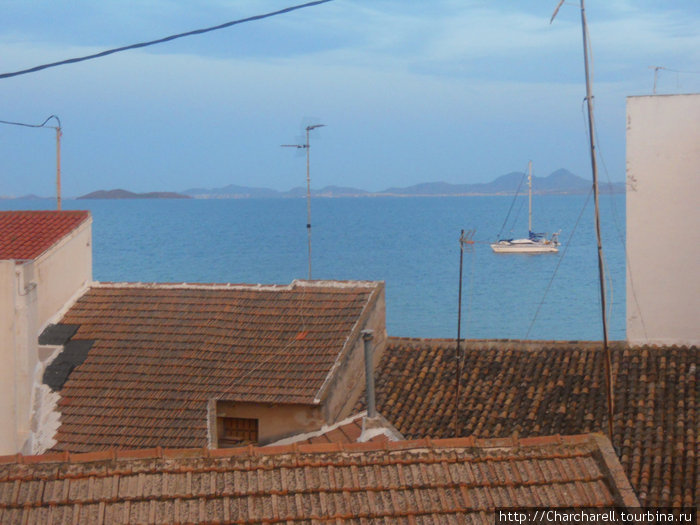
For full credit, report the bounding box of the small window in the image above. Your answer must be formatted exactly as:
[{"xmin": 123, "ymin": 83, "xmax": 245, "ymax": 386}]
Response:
[{"xmin": 218, "ymin": 417, "xmax": 258, "ymax": 447}]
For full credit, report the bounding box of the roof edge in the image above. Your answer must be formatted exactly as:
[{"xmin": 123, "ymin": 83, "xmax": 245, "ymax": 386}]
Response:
[
  {"xmin": 590, "ymin": 433, "xmax": 642, "ymax": 508},
  {"xmin": 313, "ymin": 281, "xmax": 385, "ymax": 404},
  {"xmin": 91, "ymin": 279, "xmax": 383, "ymax": 292},
  {"xmin": 0, "ymin": 433, "xmax": 602, "ymax": 466}
]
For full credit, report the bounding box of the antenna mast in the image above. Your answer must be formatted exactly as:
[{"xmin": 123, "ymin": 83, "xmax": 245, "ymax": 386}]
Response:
[
  {"xmin": 527, "ymin": 161, "xmax": 533, "ymax": 234},
  {"xmin": 281, "ymin": 123, "xmax": 325, "ymax": 280},
  {"xmin": 552, "ymin": 0, "xmax": 614, "ymax": 441},
  {"xmin": 454, "ymin": 228, "xmax": 475, "ymax": 437}
]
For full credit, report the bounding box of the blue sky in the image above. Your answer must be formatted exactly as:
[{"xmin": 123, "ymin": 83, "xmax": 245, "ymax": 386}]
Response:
[{"xmin": 1, "ymin": 0, "xmax": 698, "ymax": 197}]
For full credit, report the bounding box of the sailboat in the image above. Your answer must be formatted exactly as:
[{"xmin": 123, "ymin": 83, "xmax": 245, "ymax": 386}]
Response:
[{"xmin": 490, "ymin": 161, "xmax": 560, "ymax": 253}]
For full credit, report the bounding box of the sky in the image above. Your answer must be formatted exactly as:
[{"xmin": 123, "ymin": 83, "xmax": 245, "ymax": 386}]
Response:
[{"xmin": 1, "ymin": 0, "xmax": 698, "ymax": 197}]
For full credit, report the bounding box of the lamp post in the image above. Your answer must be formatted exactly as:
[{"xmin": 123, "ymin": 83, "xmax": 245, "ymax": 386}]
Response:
[
  {"xmin": 0, "ymin": 115, "xmax": 62, "ymax": 210},
  {"xmin": 282, "ymin": 123, "xmax": 325, "ymax": 280}
]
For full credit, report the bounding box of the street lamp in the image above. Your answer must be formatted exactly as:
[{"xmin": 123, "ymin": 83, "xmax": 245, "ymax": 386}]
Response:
[
  {"xmin": 0, "ymin": 115, "xmax": 62, "ymax": 210},
  {"xmin": 281, "ymin": 123, "xmax": 325, "ymax": 280}
]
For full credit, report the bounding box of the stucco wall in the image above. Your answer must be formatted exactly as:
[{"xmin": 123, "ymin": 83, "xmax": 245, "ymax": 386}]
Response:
[
  {"xmin": 0, "ymin": 262, "xmax": 20, "ymax": 454},
  {"xmin": 213, "ymin": 401, "xmax": 325, "ymax": 445},
  {"xmin": 34, "ymin": 218, "xmax": 92, "ymax": 329},
  {"xmin": 626, "ymin": 94, "xmax": 700, "ymax": 345}
]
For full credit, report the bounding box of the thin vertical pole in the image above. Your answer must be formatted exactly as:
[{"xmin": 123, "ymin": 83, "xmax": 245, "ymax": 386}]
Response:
[
  {"xmin": 454, "ymin": 229, "xmax": 465, "ymax": 437},
  {"xmin": 56, "ymin": 126, "xmax": 62, "ymax": 211},
  {"xmin": 527, "ymin": 161, "xmax": 532, "ymax": 233},
  {"xmin": 580, "ymin": 0, "xmax": 614, "ymax": 441},
  {"xmin": 305, "ymin": 128, "xmax": 312, "ymax": 280}
]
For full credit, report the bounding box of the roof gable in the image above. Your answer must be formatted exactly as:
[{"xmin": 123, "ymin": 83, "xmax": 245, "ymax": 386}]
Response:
[
  {"xmin": 48, "ymin": 280, "xmax": 382, "ymax": 452},
  {"xmin": 0, "ymin": 210, "xmax": 90, "ymax": 261}
]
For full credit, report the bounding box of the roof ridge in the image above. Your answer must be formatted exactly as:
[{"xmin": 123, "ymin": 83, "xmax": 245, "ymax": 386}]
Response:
[
  {"xmin": 387, "ymin": 336, "xmax": 629, "ymax": 350},
  {"xmin": 1, "ymin": 433, "xmax": 599, "ymax": 466},
  {"xmin": 92, "ymin": 280, "xmax": 382, "ymax": 291}
]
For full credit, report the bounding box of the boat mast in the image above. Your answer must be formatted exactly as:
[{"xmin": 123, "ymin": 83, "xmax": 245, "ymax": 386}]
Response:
[
  {"xmin": 528, "ymin": 161, "xmax": 533, "ymax": 233},
  {"xmin": 579, "ymin": 0, "xmax": 614, "ymax": 440}
]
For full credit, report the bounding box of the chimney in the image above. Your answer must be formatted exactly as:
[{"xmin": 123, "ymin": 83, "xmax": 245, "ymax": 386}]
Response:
[{"xmin": 361, "ymin": 330, "xmax": 376, "ymax": 418}]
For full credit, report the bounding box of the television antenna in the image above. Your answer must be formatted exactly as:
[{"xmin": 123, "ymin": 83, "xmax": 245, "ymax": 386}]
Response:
[{"xmin": 281, "ymin": 123, "xmax": 325, "ymax": 280}]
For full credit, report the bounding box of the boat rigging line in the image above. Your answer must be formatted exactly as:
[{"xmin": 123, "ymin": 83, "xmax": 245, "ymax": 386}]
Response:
[
  {"xmin": 526, "ymin": 188, "xmax": 592, "ymax": 338},
  {"xmin": 494, "ymin": 167, "xmax": 528, "ymax": 241}
]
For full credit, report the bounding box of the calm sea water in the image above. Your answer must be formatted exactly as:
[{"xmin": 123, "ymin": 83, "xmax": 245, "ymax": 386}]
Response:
[{"xmin": 2, "ymin": 194, "xmax": 626, "ymax": 340}]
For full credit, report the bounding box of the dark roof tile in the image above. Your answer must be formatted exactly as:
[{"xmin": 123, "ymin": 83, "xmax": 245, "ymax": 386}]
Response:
[{"xmin": 360, "ymin": 338, "xmax": 698, "ymax": 508}]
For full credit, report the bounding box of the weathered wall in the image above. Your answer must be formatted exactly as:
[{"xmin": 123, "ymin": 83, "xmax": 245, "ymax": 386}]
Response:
[
  {"xmin": 318, "ymin": 283, "xmax": 387, "ymax": 424},
  {"xmin": 0, "ymin": 262, "xmax": 20, "ymax": 454},
  {"xmin": 626, "ymin": 94, "xmax": 700, "ymax": 345},
  {"xmin": 213, "ymin": 401, "xmax": 325, "ymax": 446}
]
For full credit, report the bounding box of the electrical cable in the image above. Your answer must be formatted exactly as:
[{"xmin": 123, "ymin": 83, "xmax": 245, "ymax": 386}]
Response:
[
  {"xmin": 0, "ymin": 115, "xmax": 61, "ymax": 129},
  {"xmin": 0, "ymin": 0, "xmax": 334, "ymax": 80}
]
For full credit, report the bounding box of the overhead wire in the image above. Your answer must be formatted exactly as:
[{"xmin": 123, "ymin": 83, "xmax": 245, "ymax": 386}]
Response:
[
  {"xmin": 0, "ymin": 0, "xmax": 334, "ymax": 80},
  {"xmin": 0, "ymin": 115, "xmax": 61, "ymax": 129}
]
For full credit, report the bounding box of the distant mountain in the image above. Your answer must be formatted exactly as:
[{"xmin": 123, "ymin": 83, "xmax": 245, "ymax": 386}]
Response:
[
  {"xmin": 78, "ymin": 189, "xmax": 191, "ymax": 199},
  {"xmin": 176, "ymin": 169, "xmax": 623, "ymax": 199},
  {"xmin": 378, "ymin": 169, "xmax": 623, "ymax": 196}
]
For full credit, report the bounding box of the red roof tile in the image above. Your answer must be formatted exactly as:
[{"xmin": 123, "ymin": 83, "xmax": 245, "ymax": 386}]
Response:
[
  {"xmin": 0, "ymin": 210, "xmax": 90, "ymax": 261},
  {"xmin": 361, "ymin": 337, "xmax": 698, "ymax": 508},
  {"xmin": 0, "ymin": 434, "xmax": 639, "ymax": 524},
  {"xmin": 49, "ymin": 281, "xmax": 382, "ymax": 452}
]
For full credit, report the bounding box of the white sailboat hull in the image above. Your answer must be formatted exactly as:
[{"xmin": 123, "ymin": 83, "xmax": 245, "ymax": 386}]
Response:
[{"xmin": 490, "ymin": 239, "xmax": 559, "ymax": 253}]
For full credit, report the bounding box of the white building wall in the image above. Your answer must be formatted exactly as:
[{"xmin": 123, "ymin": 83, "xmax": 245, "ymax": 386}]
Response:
[
  {"xmin": 0, "ymin": 217, "xmax": 92, "ymax": 454},
  {"xmin": 0, "ymin": 261, "xmax": 20, "ymax": 454},
  {"xmin": 626, "ymin": 94, "xmax": 700, "ymax": 345}
]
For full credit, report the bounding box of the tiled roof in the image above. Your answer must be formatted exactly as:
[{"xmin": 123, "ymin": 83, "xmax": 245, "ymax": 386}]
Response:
[
  {"xmin": 0, "ymin": 434, "xmax": 639, "ymax": 524},
  {"xmin": 361, "ymin": 338, "xmax": 698, "ymax": 508},
  {"xmin": 48, "ymin": 280, "xmax": 382, "ymax": 452},
  {"xmin": 0, "ymin": 210, "xmax": 90, "ymax": 261}
]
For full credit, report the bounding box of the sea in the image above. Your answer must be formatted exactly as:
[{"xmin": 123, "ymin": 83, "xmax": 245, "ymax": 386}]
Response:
[{"xmin": 2, "ymin": 194, "xmax": 627, "ymax": 341}]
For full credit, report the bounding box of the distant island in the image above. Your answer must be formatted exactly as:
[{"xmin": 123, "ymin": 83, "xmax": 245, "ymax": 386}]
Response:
[
  {"xmin": 78, "ymin": 189, "xmax": 191, "ymax": 200},
  {"xmin": 15, "ymin": 168, "xmax": 624, "ymax": 200},
  {"xmin": 183, "ymin": 168, "xmax": 624, "ymax": 199}
]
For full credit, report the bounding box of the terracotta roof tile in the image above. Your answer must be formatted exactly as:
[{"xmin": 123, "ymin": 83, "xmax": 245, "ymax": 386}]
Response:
[
  {"xmin": 0, "ymin": 434, "xmax": 638, "ymax": 524},
  {"xmin": 0, "ymin": 210, "xmax": 90, "ymax": 261},
  {"xmin": 48, "ymin": 281, "xmax": 382, "ymax": 452},
  {"xmin": 359, "ymin": 338, "xmax": 698, "ymax": 508}
]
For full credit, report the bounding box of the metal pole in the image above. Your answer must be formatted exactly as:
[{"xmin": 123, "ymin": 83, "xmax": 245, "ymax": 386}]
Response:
[
  {"xmin": 454, "ymin": 229, "xmax": 465, "ymax": 437},
  {"xmin": 305, "ymin": 127, "xmax": 312, "ymax": 280},
  {"xmin": 56, "ymin": 126, "xmax": 62, "ymax": 211},
  {"xmin": 580, "ymin": 0, "xmax": 614, "ymax": 441},
  {"xmin": 362, "ymin": 330, "xmax": 376, "ymax": 418},
  {"xmin": 527, "ymin": 161, "xmax": 532, "ymax": 234}
]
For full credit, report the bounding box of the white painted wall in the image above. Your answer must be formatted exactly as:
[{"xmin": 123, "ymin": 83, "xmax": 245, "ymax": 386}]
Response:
[
  {"xmin": 626, "ymin": 94, "xmax": 700, "ymax": 345},
  {"xmin": 0, "ymin": 261, "xmax": 20, "ymax": 454},
  {"xmin": 0, "ymin": 217, "xmax": 92, "ymax": 454}
]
